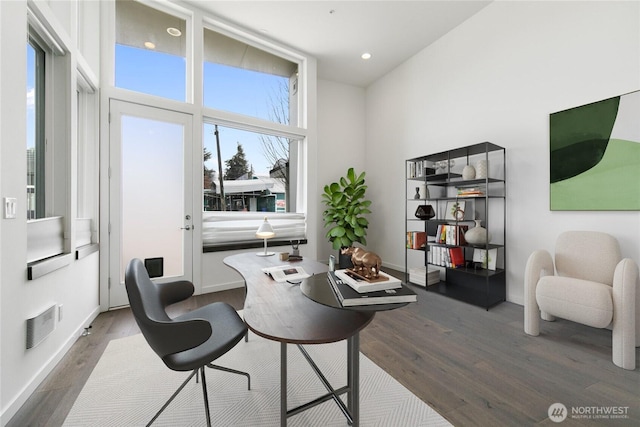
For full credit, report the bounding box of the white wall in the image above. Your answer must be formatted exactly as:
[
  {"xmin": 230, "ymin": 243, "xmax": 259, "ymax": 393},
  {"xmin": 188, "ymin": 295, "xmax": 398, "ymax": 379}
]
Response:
[
  {"xmin": 365, "ymin": 0, "xmax": 640, "ymax": 305},
  {"xmin": 0, "ymin": 1, "xmax": 101, "ymax": 423},
  {"xmin": 316, "ymin": 80, "xmax": 367, "ymax": 263}
]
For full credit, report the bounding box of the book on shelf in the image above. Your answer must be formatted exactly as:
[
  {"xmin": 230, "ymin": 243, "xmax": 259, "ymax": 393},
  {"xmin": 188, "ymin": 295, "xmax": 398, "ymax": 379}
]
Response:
[
  {"xmin": 327, "ymin": 271, "xmax": 417, "ymax": 307},
  {"xmin": 261, "ymin": 265, "xmax": 310, "ymax": 282},
  {"xmin": 428, "ymin": 246, "xmax": 466, "ymax": 268},
  {"xmin": 335, "ymin": 269, "xmax": 402, "ymax": 293},
  {"xmin": 435, "ymin": 225, "xmax": 468, "ymax": 245},
  {"xmin": 406, "ymin": 231, "xmax": 427, "ymax": 249},
  {"xmin": 457, "ymin": 187, "xmax": 485, "ymax": 197},
  {"xmin": 449, "ymin": 247, "xmax": 466, "ymax": 268},
  {"xmin": 407, "ymin": 160, "xmax": 435, "ymax": 179}
]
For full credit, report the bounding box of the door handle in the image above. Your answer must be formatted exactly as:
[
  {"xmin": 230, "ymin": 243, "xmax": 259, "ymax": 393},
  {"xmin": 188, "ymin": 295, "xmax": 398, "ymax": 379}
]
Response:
[{"xmin": 181, "ymin": 225, "xmax": 191, "ymax": 230}]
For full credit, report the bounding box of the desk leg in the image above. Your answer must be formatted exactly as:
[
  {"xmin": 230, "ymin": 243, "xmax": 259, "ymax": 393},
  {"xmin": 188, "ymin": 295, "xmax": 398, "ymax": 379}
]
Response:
[
  {"xmin": 281, "ymin": 342, "xmax": 287, "ymax": 427},
  {"xmin": 347, "ymin": 333, "xmax": 359, "ymax": 427}
]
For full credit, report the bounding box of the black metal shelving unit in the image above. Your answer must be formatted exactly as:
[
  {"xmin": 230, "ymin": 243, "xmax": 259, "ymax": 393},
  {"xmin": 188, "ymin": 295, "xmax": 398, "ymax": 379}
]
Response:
[{"xmin": 405, "ymin": 142, "xmax": 506, "ymax": 310}]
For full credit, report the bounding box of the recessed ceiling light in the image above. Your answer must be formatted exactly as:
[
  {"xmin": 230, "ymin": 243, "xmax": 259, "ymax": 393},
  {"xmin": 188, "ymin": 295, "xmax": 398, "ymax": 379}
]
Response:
[
  {"xmin": 361, "ymin": 53, "xmax": 372, "ymax": 60},
  {"xmin": 144, "ymin": 41, "xmax": 156, "ymax": 49},
  {"xmin": 167, "ymin": 27, "xmax": 182, "ymax": 37}
]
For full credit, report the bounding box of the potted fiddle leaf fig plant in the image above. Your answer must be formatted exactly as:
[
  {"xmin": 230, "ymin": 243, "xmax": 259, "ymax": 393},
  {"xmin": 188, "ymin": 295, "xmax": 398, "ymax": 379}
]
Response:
[{"xmin": 322, "ymin": 168, "xmax": 372, "ymax": 265}]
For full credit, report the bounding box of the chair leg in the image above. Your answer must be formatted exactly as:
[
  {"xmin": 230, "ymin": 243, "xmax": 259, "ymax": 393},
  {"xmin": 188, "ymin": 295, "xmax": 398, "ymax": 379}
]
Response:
[
  {"xmin": 206, "ymin": 363, "xmax": 251, "ymax": 390},
  {"xmin": 200, "ymin": 367, "xmax": 212, "ymax": 427},
  {"xmin": 146, "ymin": 369, "xmax": 198, "ymax": 427}
]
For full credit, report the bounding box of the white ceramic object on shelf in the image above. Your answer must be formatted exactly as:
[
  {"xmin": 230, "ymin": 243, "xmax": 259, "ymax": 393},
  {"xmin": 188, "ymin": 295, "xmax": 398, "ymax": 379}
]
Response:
[
  {"xmin": 475, "ymin": 159, "xmax": 488, "ymax": 179},
  {"xmin": 462, "ymin": 165, "xmax": 476, "ymax": 180},
  {"xmin": 418, "ymin": 183, "xmax": 429, "ymax": 199},
  {"xmin": 465, "ymin": 219, "xmax": 491, "ymax": 245}
]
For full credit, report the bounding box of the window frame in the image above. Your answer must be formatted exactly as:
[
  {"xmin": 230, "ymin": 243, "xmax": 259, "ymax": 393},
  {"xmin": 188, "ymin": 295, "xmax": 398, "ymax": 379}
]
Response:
[
  {"xmin": 76, "ymin": 67, "xmax": 99, "ymax": 249},
  {"xmin": 26, "ymin": 5, "xmax": 72, "ymax": 268},
  {"xmin": 199, "ymin": 19, "xmax": 309, "ymax": 247},
  {"xmin": 105, "ymin": 1, "xmax": 312, "ymax": 250}
]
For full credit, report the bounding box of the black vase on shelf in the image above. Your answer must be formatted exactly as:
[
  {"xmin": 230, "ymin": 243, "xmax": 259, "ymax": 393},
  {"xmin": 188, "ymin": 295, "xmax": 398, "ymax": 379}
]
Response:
[{"xmin": 414, "ymin": 204, "xmax": 435, "ymax": 220}]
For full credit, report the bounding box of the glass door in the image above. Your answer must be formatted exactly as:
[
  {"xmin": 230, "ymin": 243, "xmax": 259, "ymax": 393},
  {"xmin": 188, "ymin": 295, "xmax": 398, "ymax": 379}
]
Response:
[{"xmin": 108, "ymin": 100, "xmax": 193, "ymax": 308}]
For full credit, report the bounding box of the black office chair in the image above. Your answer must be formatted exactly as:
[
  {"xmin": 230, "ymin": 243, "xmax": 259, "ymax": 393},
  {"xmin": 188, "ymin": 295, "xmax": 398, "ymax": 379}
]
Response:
[{"xmin": 125, "ymin": 258, "xmax": 250, "ymax": 427}]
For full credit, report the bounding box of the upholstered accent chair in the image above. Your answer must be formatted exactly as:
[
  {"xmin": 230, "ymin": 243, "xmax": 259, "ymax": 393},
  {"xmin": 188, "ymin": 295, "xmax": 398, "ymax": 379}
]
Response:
[
  {"xmin": 125, "ymin": 258, "xmax": 250, "ymax": 426},
  {"xmin": 524, "ymin": 231, "xmax": 639, "ymax": 370}
]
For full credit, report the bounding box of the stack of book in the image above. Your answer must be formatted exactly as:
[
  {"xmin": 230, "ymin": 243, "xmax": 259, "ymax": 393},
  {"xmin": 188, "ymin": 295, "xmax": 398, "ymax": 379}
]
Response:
[
  {"xmin": 435, "ymin": 224, "xmax": 468, "ymax": 245},
  {"xmin": 406, "ymin": 231, "xmax": 427, "ymax": 250},
  {"xmin": 457, "ymin": 187, "xmax": 485, "ymax": 197},
  {"xmin": 428, "ymin": 246, "xmax": 466, "ymax": 268},
  {"xmin": 327, "ymin": 270, "xmax": 417, "ymax": 307},
  {"xmin": 409, "ymin": 266, "xmax": 440, "ymax": 287}
]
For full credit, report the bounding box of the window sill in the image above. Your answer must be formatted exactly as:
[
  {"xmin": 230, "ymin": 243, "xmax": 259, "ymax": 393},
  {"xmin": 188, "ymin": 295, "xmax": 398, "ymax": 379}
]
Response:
[
  {"xmin": 76, "ymin": 243, "xmax": 99, "ymax": 260},
  {"xmin": 27, "ymin": 253, "xmax": 73, "ymax": 280},
  {"xmin": 203, "ymin": 239, "xmax": 307, "ymax": 253}
]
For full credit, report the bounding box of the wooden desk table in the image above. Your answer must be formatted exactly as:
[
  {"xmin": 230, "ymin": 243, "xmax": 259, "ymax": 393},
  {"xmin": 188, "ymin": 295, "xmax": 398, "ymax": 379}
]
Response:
[{"xmin": 224, "ymin": 253, "xmax": 375, "ymax": 426}]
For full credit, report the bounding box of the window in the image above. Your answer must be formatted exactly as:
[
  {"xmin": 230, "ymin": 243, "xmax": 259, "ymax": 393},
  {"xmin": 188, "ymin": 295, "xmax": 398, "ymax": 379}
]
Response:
[
  {"xmin": 203, "ymin": 27, "xmax": 298, "ymax": 125},
  {"xmin": 115, "ymin": 0, "xmax": 187, "ymax": 101},
  {"xmin": 76, "ymin": 71, "xmax": 99, "ymax": 247},
  {"xmin": 26, "ymin": 39, "xmax": 45, "ymax": 219},
  {"xmin": 26, "ymin": 10, "xmax": 71, "ymax": 265},
  {"xmin": 202, "ymin": 123, "xmax": 305, "ymax": 246},
  {"xmin": 203, "ymin": 123, "xmax": 300, "ymax": 212},
  {"xmin": 109, "ymin": 2, "xmax": 310, "ymax": 248}
]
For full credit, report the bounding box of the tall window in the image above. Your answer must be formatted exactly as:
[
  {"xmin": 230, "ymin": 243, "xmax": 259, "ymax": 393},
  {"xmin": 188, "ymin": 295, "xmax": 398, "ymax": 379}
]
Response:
[
  {"xmin": 26, "ymin": 14, "xmax": 71, "ymax": 263},
  {"xmin": 115, "ymin": 0, "xmax": 186, "ymax": 101},
  {"xmin": 26, "ymin": 39, "xmax": 45, "ymax": 219},
  {"xmin": 111, "ymin": 2, "xmax": 308, "ymax": 248}
]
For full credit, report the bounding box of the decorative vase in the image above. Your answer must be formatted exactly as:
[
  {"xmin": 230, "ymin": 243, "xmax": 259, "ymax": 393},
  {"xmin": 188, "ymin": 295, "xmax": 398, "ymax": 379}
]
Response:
[
  {"xmin": 462, "ymin": 165, "xmax": 476, "ymax": 180},
  {"xmin": 414, "ymin": 187, "xmax": 421, "ymax": 199},
  {"xmin": 418, "ymin": 183, "xmax": 428, "ymax": 199},
  {"xmin": 414, "ymin": 205, "xmax": 436, "ymax": 220},
  {"xmin": 464, "ymin": 219, "xmax": 490, "ymax": 245},
  {"xmin": 475, "ymin": 159, "xmax": 488, "ymax": 179}
]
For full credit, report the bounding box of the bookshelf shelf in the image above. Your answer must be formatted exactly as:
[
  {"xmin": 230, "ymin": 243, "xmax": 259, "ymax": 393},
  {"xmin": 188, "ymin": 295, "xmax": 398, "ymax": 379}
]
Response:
[{"xmin": 405, "ymin": 142, "xmax": 506, "ymax": 310}]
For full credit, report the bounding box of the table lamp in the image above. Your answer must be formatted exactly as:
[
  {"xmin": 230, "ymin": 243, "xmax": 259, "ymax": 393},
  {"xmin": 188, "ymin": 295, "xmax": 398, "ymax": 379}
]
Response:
[{"xmin": 255, "ymin": 217, "xmax": 276, "ymax": 256}]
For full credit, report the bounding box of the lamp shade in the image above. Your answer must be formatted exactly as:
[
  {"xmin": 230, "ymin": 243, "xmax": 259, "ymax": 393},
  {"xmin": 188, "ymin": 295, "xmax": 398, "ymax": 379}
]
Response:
[
  {"xmin": 256, "ymin": 217, "xmax": 275, "ymax": 256},
  {"xmin": 256, "ymin": 217, "xmax": 275, "ymax": 239}
]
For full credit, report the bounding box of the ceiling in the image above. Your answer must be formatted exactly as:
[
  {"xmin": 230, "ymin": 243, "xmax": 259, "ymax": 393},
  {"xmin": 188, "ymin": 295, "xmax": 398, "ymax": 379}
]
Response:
[{"xmin": 183, "ymin": 1, "xmax": 492, "ymax": 87}]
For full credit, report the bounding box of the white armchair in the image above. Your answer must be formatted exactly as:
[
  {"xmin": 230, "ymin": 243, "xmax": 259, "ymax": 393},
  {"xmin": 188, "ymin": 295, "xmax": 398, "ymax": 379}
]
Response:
[{"xmin": 524, "ymin": 231, "xmax": 639, "ymax": 370}]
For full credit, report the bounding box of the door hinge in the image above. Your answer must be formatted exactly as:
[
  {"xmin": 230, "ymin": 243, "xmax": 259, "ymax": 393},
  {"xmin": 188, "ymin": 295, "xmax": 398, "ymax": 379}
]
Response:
[
  {"xmin": 108, "ymin": 277, "xmax": 111, "ymax": 289},
  {"xmin": 108, "ymin": 223, "xmax": 111, "ymax": 234}
]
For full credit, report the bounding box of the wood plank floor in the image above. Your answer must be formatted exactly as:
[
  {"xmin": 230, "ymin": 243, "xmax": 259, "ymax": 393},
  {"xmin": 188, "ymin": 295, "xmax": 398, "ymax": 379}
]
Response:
[{"xmin": 8, "ymin": 275, "xmax": 639, "ymax": 427}]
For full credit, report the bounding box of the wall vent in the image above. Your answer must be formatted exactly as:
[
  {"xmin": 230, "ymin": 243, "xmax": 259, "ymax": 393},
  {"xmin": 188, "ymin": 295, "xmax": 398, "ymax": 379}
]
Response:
[{"xmin": 26, "ymin": 304, "xmax": 57, "ymax": 349}]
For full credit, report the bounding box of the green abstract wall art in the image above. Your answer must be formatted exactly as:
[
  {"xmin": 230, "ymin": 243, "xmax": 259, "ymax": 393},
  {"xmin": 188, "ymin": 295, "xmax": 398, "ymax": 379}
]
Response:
[{"xmin": 550, "ymin": 90, "xmax": 640, "ymax": 210}]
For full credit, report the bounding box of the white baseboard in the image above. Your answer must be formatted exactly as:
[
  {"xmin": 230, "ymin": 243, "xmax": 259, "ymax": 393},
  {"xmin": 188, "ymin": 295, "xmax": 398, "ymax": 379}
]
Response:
[
  {"xmin": 200, "ymin": 280, "xmax": 244, "ymax": 295},
  {"xmin": 1, "ymin": 306, "xmax": 101, "ymax": 425}
]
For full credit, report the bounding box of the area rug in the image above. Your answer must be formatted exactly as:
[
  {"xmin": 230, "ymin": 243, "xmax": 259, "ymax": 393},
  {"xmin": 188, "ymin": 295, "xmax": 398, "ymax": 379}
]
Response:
[{"xmin": 63, "ymin": 330, "xmax": 451, "ymax": 426}]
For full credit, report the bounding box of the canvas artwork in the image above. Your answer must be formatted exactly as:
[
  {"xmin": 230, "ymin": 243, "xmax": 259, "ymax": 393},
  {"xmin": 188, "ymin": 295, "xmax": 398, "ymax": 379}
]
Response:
[
  {"xmin": 549, "ymin": 90, "xmax": 640, "ymax": 210},
  {"xmin": 445, "ymin": 200, "xmax": 466, "ymax": 221},
  {"xmin": 473, "ymin": 248, "xmax": 497, "ymax": 271}
]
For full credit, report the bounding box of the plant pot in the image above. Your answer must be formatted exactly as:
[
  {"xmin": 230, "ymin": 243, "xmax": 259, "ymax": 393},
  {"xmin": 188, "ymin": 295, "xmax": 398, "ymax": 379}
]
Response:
[{"xmin": 338, "ymin": 250, "xmax": 354, "ymax": 269}]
